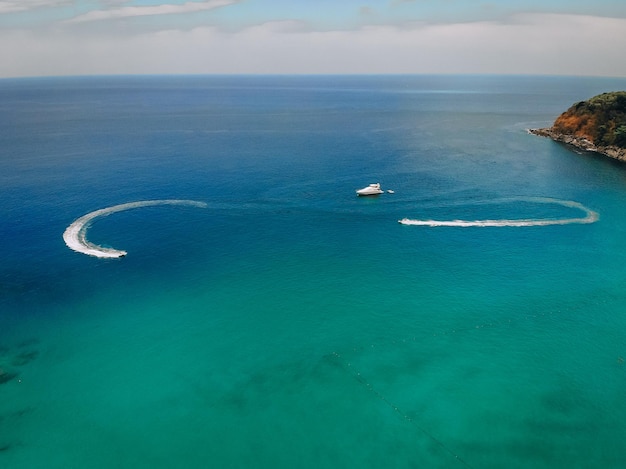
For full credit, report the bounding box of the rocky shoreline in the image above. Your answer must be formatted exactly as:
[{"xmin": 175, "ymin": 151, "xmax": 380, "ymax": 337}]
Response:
[{"xmin": 528, "ymin": 128, "xmax": 626, "ymax": 163}]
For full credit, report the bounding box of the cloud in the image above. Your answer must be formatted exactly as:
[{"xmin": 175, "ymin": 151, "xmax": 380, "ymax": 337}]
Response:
[
  {"xmin": 0, "ymin": 0, "xmax": 71, "ymax": 14},
  {"xmin": 1, "ymin": 13, "xmax": 626, "ymax": 77},
  {"xmin": 65, "ymin": 0, "xmax": 239, "ymax": 24}
]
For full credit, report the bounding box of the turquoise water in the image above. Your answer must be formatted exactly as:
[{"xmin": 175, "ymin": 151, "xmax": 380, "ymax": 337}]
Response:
[{"xmin": 2, "ymin": 75, "xmax": 626, "ymax": 467}]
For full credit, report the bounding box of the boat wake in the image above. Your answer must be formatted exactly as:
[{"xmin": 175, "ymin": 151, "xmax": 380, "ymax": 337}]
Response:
[
  {"xmin": 63, "ymin": 197, "xmax": 597, "ymax": 257},
  {"xmin": 63, "ymin": 200, "xmax": 207, "ymax": 258},
  {"xmin": 398, "ymin": 197, "xmax": 598, "ymax": 227}
]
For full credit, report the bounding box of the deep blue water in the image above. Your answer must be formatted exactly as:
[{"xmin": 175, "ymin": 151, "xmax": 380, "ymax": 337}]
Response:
[{"xmin": 2, "ymin": 75, "xmax": 626, "ymax": 468}]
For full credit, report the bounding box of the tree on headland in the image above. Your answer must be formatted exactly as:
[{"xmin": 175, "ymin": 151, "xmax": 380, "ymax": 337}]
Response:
[{"xmin": 615, "ymin": 124, "xmax": 626, "ymax": 147}]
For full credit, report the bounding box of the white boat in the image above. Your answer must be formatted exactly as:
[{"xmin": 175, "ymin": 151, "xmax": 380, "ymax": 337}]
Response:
[
  {"xmin": 387, "ymin": 190, "xmax": 394, "ymax": 194},
  {"xmin": 356, "ymin": 183, "xmax": 383, "ymax": 196}
]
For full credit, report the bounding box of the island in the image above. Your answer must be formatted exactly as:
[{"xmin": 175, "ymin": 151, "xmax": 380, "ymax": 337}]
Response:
[{"xmin": 529, "ymin": 91, "xmax": 626, "ymax": 162}]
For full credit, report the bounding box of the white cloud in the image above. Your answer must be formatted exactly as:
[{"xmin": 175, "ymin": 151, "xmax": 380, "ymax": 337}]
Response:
[
  {"xmin": 65, "ymin": 0, "xmax": 239, "ymax": 24},
  {"xmin": 1, "ymin": 13, "xmax": 625, "ymax": 77},
  {"xmin": 0, "ymin": 0, "xmax": 71, "ymax": 14}
]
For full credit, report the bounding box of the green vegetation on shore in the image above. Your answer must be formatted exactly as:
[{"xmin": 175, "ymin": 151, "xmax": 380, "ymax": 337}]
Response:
[{"xmin": 552, "ymin": 91, "xmax": 626, "ymax": 148}]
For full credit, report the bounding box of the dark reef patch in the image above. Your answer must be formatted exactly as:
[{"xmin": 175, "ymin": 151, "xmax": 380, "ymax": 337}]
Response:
[
  {"xmin": 12, "ymin": 351, "xmax": 39, "ymax": 367},
  {"xmin": 0, "ymin": 369, "xmax": 18, "ymax": 385}
]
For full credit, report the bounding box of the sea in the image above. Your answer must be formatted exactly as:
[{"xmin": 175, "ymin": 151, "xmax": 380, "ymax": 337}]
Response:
[{"xmin": 2, "ymin": 75, "xmax": 626, "ymax": 468}]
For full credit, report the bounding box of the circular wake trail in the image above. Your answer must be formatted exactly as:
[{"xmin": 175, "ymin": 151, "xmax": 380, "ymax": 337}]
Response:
[
  {"xmin": 398, "ymin": 197, "xmax": 598, "ymax": 227},
  {"xmin": 63, "ymin": 200, "xmax": 207, "ymax": 258}
]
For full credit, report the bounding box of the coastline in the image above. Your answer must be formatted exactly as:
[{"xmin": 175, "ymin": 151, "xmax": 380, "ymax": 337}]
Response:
[{"xmin": 528, "ymin": 128, "xmax": 626, "ymax": 163}]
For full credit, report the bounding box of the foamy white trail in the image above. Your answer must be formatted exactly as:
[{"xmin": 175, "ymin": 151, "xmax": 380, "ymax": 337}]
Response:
[
  {"xmin": 63, "ymin": 200, "xmax": 208, "ymax": 258},
  {"xmin": 398, "ymin": 197, "xmax": 598, "ymax": 227}
]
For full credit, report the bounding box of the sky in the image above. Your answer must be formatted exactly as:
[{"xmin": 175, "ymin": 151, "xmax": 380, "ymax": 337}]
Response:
[{"xmin": 1, "ymin": 0, "xmax": 626, "ymax": 78}]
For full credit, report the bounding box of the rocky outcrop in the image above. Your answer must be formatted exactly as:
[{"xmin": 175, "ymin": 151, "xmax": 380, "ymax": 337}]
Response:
[
  {"xmin": 529, "ymin": 127, "xmax": 626, "ymax": 162},
  {"xmin": 530, "ymin": 91, "xmax": 626, "ymax": 163}
]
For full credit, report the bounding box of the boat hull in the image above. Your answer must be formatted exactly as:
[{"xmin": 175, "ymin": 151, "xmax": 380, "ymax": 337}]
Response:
[
  {"xmin": 356, "ymin": 189, "xmax": 383, "ymax": 196},
  {"xmin": 356, "ymin": 183, "xmax": 383, "ymax": 196}
]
